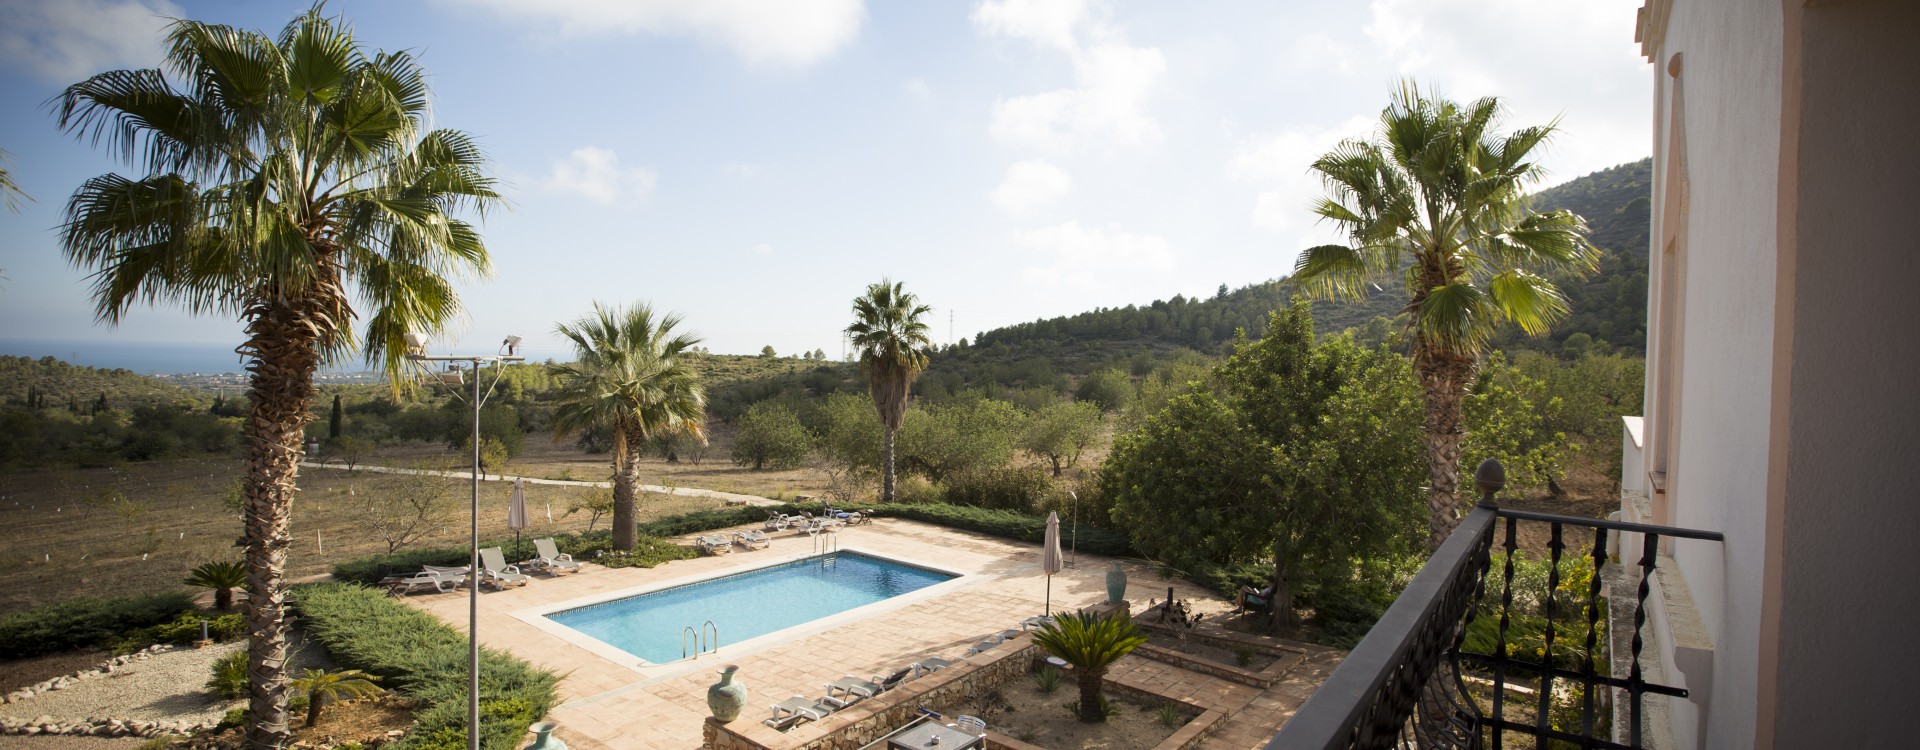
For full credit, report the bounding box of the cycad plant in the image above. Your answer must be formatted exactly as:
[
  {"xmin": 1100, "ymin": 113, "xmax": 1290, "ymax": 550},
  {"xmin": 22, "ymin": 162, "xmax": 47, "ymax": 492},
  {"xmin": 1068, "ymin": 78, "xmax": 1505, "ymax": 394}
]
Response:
[
  {"xmin": 1031, "ymin": 611, "xmax": 1148, "ymax": 722},
  {"xmin": 549, "ymin": 302, "xmax": 706, "ymax": 551},
  {"xmin": 1293, "ymin": 81, "xmax": 1596, "ymax": 549},
  {"xmin": 846, "ymin": 279, "xmax": 933, "ymax": 502},
  {"xmin": 289, "ymin": 668, "xmax": 384, "ymax": 727},
  {"xmin": 184, "ymin": 560, "xmax": 247, "ymax": 611}
]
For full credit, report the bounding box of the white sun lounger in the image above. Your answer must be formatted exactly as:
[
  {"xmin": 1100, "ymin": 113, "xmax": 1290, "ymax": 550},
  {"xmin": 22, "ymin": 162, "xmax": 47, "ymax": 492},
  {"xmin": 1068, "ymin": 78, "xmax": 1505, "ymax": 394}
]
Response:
[
  {"xmin": 734, "ymin": 530, "xmax": 771, "ymax": 550},
  {"xmin": 478, "ymin": 547, "xmax": 529, "ymax": 588},
  {"xmin": 530, "ymin": 538, "xmax": 582, "ymax": 574}
]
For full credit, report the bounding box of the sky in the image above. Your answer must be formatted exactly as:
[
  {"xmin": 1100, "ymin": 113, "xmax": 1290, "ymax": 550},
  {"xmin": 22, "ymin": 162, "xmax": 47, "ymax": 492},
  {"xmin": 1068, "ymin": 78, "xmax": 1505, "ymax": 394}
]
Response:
[{"xmin": 0, "ymin": 0, "xmax": 1653, "ymax": 364}]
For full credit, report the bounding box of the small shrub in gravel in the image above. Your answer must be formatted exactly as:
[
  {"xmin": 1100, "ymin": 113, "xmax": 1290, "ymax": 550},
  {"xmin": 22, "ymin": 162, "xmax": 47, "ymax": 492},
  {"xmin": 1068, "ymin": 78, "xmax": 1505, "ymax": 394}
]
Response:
[{"xmin": 207, "ymin": 649, "xmax": 248, "ymax": 699}]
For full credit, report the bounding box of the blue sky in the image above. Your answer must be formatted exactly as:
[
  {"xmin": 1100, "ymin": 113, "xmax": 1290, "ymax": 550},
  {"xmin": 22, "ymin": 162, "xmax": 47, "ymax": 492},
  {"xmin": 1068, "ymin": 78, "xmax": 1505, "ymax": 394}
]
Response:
[{"xmin": 0, "ymin": 0, "xmax": 1651, "ymax": 362}]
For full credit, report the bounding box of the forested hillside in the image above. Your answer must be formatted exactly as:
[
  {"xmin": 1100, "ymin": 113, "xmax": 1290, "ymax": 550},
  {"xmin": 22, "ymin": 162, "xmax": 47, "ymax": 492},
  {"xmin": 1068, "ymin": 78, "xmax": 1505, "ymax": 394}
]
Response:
[
  {"xmin": 0, "ymin": 356, "xmax": 201, "ymax": 408},
  {"xmin": 1494, "ymin": 158, "xmax": 1653, "ymax": 355}
]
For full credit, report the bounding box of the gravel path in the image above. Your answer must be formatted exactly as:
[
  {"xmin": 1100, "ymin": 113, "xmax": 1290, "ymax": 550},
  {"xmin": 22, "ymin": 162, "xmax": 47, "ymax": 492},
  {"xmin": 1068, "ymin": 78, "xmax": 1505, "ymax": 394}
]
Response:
[
  {"xmin": 1, "ymin": 634, "xmax": 334, "ymax": 729},
  {"xmin": 1, "ymin": 643, "xmax": 242, "ymax": 726}
]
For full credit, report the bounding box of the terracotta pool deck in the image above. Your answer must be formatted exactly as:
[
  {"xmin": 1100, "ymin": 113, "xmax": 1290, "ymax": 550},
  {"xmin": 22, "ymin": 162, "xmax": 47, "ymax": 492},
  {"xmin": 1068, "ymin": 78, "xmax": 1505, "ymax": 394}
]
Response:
[{"xmin": 399, "ymin": 518, "xmax": 1337, "ymax": 749}]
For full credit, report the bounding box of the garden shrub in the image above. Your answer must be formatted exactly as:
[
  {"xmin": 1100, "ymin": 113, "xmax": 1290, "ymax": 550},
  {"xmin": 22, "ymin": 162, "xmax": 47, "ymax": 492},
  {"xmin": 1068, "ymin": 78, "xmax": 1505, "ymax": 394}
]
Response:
[
  {"xmin": 294, "ymin": 583, "xmax": 557, "ymax": 750},
  {"xmin": 331, "ymin": 529, "xmax": 642, "ymax": 586},
  {"xmin": 868, "ymin": 503, "xmax": 1133, "ymax": 556},
  {"xmin": 112, "ymin": 610, "xmax": 246, "ymax": 653},
  {"xmin": 591, "ymin": 536, "xmax": 698, "ymax": 568},
  {"xmin": 0, "ymin": 591, "xmax": 196, "ymax": 658},
  {"xmin": 207, "ymin": 649, "xmax": 248, "ymax": 699},
  {"xmin": 938, "ymin": 467, "xmax": 1054, "ymax": 512}
]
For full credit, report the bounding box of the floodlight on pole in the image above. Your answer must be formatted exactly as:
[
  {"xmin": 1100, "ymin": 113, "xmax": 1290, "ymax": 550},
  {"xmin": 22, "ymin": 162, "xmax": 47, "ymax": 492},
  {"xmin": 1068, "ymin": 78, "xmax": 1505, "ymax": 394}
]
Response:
[{"xmin": 402, "ymin": 332, "xmax": 524, "ymax": 750}]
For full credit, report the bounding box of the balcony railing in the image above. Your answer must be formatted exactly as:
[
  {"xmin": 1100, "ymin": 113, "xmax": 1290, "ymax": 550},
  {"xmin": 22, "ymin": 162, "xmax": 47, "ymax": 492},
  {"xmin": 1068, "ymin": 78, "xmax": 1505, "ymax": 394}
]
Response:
[{"xmin": 1270, "ymin": 484, "xmax": 1722, "ymax": 749}]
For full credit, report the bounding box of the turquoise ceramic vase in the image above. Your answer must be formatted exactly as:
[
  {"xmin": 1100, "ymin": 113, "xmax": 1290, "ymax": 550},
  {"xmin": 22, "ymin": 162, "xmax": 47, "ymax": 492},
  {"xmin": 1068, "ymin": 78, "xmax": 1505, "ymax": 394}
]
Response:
[
  {"xmin": 1106, "ymin": 562, "xmax": 1128, "ymax": 604},
  {"xmin": 707, "ymin": 665, "xmax": 748, "ymax": 722},
  {"xmin": 526, "ymin": 721, "xmax": 568, "ymax": 750}
]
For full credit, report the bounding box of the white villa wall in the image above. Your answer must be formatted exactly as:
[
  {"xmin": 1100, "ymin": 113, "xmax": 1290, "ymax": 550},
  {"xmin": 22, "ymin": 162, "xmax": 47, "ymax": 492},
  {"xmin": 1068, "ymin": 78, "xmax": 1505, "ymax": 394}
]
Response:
[{"xmin": 1643, "ymin": 2, "xmax": 1783, "ymax": 748}]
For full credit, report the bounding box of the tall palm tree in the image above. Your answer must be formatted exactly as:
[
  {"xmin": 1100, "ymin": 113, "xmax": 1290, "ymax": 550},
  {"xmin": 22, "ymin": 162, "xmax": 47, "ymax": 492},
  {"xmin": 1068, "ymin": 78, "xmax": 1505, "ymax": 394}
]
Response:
[
  {"xmin": 846, "ymin": 279, "xmax": 932, "ymax": 503},
  {"xmin": 1293, "ymin": 81, "xmax": 1594, "ymax": 550},
  {"xmin": 549, "ymin": 302, "xmax": 706, "ymax": 551},
  {"xmin": 0, "ymin": 148, "xmax": 30, "ymax": 213},
  {"xmin": 52, "ymin": 7, "xmax": 499, "ymax": 747}
]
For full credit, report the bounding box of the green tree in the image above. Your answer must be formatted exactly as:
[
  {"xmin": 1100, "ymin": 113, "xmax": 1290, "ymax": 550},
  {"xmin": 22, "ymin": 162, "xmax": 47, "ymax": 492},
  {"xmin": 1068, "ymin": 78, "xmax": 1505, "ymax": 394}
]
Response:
[
  {"xmin": 847, "ymin": 279, "xmax": 933, "ymax": 502},
  {"xmin": 811, "ymin": 392, "xmax": 883, "ymax": 499},
  {"xmin": 184, "ymin": 560, "xmax": 246, "ymax": 611},
  {"xmin": 1021, "ymin": 400, "xmax": 1103, "ymax": 477},
  {"xmin": 1031, "ymin": 612, "xmax": 1148, "ymax": 722},
  {"xmin": 760, "ymin": 345, "xmax": 777, "ymax": 358},
  {"xmin": 327, "ymin": 395, "xmax": 342, "ymax": 440},
  {"xmin": 550, "ymin": 302, "xmax": 706, "ymax": 551},
  {"xmin": 51, "ymin": 6, "xmax": 500, "ymax": 744},
  {"xmin": 896, "ymin": 396, "xmax": 1024, "ymax": 483},
  {"xmin": 330, "ymin": 435, "xmax": 372, "ymax": 471},
  {"xmin": 289, "ymin": 668, "xmax": 383, "ymax": 727},
  {"xmin": 1462, "ymin": 352, "xmax": 1571, "ymax": 494},
  {"xmin": 731, "ymin": 401, "xmax": 811, "ymax": 470},
  {"xmin": 1105, "ymin": 304, "xmax": 1425, "ymax": 632},
  {"xmin": 1292, "ymin": 82, "xmax": 1596, "ymax": 549},
  {"xmin": 1073, "ymin": 369, "xmax": 1132, "ymax": 414}
]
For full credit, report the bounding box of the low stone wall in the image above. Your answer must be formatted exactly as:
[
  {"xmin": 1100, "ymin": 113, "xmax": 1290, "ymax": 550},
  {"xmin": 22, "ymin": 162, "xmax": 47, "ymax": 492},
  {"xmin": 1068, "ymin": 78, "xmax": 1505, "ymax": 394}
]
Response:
[
  {"xmin": 1132, "ymin": 642, "xmax": 1300, "ymax": 689},
  {"xmin": 706, "ymin": 635, "xmax": 1039, "ymax": 750},
  {"xmin": 1101, "ymin": 671, "xmax": 1227, "ymax": 750}
]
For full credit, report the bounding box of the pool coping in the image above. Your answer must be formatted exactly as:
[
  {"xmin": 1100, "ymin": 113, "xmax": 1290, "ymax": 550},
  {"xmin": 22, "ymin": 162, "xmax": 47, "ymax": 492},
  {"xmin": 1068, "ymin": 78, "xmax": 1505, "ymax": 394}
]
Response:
[{"xmin": 510, "ymin": 543, "xmax": 978, "ymax": 686}]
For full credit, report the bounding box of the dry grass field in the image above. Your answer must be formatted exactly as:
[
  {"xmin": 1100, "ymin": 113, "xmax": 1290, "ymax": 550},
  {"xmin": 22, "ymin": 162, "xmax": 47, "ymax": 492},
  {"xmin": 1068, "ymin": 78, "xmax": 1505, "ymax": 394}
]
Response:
[{"xmin": 0, "ymin": 434, "xmax": 838, "ymax": 614}]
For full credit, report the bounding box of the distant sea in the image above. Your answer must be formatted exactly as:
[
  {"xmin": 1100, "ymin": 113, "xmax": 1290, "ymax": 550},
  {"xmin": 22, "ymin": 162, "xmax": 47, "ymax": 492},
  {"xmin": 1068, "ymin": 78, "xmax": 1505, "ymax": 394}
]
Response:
[{"xmin": 0, "ymin": 339, "xmax": 372, "ymax": 376}]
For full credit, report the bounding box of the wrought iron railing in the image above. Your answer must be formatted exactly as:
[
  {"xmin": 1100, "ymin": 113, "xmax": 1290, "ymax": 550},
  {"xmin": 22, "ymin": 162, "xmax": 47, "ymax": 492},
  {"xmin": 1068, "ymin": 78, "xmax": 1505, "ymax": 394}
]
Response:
[{"xmin": 1270, "ymin": 469, "xmax": 1722, "ymax": 749}]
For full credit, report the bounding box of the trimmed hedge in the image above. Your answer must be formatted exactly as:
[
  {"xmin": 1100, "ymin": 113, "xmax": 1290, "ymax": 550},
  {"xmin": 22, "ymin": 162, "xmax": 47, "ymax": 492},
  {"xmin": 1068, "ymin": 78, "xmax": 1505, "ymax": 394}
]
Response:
[
  {"xmin": 331, "ymin": 531, "xmax": 621, "ymax": 586},
  {"xmin": 294, "ymin": 582, "xmax": 558, "ymax": 750},
  {"xmin": 867, "ymin": 503, "xmax": 1133, "ymax": 556},
  {"xmin": 633, "ymin": 502, "xmax": 819, "ymax": 537},
  {"xmin": 0, "ymin": 592, "xmax": 196, "ymax": 658}
]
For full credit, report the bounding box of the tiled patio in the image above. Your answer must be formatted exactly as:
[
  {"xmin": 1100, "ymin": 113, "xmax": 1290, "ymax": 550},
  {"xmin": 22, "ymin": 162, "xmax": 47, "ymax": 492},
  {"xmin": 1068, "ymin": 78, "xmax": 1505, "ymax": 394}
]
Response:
[{"xmin": 397, "ymin": 518, "xmax": 1337, "ymax": 749}]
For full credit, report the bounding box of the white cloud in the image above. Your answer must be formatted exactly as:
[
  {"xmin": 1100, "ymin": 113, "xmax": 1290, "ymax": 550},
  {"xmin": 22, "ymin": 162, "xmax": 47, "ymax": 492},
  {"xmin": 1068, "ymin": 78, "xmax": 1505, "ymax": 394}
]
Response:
[
  {"xmin": 1292, "ymin": 32, "xmax": 1354, "ymax": 78},
  {"xmin": 538, "ymin": 147, "xmax": 658, "ymax": 204},
  {"xmin": 0, "ymin": 0, "xmax": 180, "ymax": 84},
  {"xmin": 970, "ymin": 0, "xmax": 1088, "ymax": 51},
  {"xmin": 904, "ymin": 77, "xmax": 933, "ymax": 103},
  {"xmin": 975, "ymin": 0, "xmax": 1165, "ymax": 150},
  {"xmin": 989, "ymin": 160, "xmax": 1073, "ymax": 214},
  {"xmin": 449, "ymin": 0, "xmax": 864, "ymax": 67},
  {"xmin": 1361, "ymin": 0, "xmax": 1650, "ymax": 177},
  {"xmin": 1014, "ymin": 220, "xmax": 1175, "ymax": 288},
  {"xmin": 750, "ymin": 243, "xmax": 774, "ymax": 256},
  {"xmin": 1229, "ymin": 115, "xmax": 1373, "ymax": 235}
]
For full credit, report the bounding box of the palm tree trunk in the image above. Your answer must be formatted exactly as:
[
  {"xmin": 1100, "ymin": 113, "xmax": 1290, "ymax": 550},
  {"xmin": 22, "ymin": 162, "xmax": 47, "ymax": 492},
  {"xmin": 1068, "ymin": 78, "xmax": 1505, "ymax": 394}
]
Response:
[
  {"xmin": 1415, "ymin": 345, "xmax": 1476, "ymax": 552},
  {"xmin": 613, "ymin": 424, "xmax": 644, "ymax": 551},
  {"xmin": 306, "ymin": 695, "xmax": 324, "ymax": 728},
  {"xmin": 882, "ymin": 425, "xmax": 896, "ymax": 503},
  {"xmin": 216, "ymin": 587, "xmax": 233, "ymax": 611},
  {"xmin": 238, "ymin": 295, "xmax": 325, "ymax": 750},
  {"xmin": 1077, "ymin": 668, "xmax": 1105, "ymax": 722}
]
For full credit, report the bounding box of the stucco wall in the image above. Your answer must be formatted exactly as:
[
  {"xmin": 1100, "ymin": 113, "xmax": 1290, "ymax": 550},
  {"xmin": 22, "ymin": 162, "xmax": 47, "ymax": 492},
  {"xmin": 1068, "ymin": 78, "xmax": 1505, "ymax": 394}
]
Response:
[
  {"xmin": 1769, "ymin": 1, "xmax": 1920, "ymax": 746},
  {"xmin": 1646, "ymin": 1, "xmax": 1783, "ymax": 748}
]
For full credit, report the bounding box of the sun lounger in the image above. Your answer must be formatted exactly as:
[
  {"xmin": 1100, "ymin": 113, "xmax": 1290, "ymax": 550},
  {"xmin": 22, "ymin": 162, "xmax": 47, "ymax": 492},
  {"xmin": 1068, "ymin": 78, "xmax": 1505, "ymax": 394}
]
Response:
[
  {"xmin": 823, "ymin": 676, "xmax": 881, "ymax": 708},
  {"xmin": 1021, "ymin": 614, "xmax": 1056, "ymax": 630},
  {"xmin": 696, "ymin": 534, "xmax": 734, "ymax": 555},
  {"xmin": 734, "ymin": 530, "xmax": 771, "ymax": 550},
  {"xmin": 912, "ymin": 657, "xmax": 954, "ymax": 677},
  {"xmin": 477, "ymin": 547, "xmax": 529, "ymax": 588},
  {"xmin": 385, "ymin": 567, "xmax": 463, "ymax": 595},
  {"xmin": 530, "ymin": 538, "xmax": 582, "ymax": 574},
  {"xmin": 764, "ymin": 696, "xmax": 833, "ymax": 728}
]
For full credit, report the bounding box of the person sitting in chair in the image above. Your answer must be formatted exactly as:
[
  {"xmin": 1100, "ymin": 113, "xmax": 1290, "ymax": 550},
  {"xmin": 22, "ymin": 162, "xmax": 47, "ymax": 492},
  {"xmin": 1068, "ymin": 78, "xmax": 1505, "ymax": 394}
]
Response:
[{"xmin": 1236, "ymin": 583, "xmax": 1275, "ymax": 614}]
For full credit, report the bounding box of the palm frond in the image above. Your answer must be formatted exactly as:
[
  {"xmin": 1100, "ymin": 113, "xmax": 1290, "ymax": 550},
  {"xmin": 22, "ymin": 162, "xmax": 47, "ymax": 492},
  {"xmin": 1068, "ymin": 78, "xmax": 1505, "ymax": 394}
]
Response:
[{"xmin": 1487, "ymin": 270, "xmax": 1571, "ymax": 337}]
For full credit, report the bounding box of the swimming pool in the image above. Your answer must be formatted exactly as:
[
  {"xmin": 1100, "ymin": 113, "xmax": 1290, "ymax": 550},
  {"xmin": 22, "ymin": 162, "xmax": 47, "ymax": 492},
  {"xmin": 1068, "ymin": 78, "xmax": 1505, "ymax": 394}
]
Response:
[{"xmin": 545, "ymin": 551, "xmax": 956, "ymax": 664}]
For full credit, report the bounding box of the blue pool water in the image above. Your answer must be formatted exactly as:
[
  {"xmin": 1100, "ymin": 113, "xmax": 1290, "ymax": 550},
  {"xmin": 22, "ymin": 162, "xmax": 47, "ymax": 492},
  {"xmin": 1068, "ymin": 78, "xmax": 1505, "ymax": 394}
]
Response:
[{"xmin": 546, "ymin": 551, "xmax": 956, "ymax": 664}]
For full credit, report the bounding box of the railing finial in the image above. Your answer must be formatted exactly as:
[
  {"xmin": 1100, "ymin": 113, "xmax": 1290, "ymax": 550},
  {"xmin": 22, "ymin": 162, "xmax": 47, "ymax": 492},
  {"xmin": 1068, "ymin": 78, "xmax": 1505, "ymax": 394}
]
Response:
[{"xmin": 1474, "ymin": 458, "xmax": 1505, "ymax": 509}]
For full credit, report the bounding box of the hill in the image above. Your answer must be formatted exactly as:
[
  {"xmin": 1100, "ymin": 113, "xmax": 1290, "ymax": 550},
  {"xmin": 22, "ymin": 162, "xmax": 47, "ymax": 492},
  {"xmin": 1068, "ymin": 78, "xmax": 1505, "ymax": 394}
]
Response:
[
  {"xmin": 0, "ymin": 355, "xmax": 203, "ymax": 409},
  {"xmin": 1496, "ymin": 158, "xmax": 1652, "ymax": 355}
]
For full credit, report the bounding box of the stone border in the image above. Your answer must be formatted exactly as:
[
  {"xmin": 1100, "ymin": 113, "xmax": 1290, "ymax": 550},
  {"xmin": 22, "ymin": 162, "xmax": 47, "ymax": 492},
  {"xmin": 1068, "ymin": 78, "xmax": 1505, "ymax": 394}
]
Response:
[
  {"xmin": 704, "ymin": 631, "xmax": 1227, "ymax": 750},
  {"xmin": 3, "ymin": 643, "xmax": 180, "ymax": 704},
  {"xmin": 0, "ymin": 644, "xmax": 221, "ymax": 740},
  {"xmin": 1132, "ymin": 613, "xmax": 1311, "ymax": 688}
]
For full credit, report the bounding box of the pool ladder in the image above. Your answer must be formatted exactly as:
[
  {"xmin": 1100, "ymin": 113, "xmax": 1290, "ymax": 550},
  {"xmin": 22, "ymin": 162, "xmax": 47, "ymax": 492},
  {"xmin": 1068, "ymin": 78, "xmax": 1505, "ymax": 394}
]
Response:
[
  {"xmin": 681, "ymin": 620, "xmax": 719, "ymax": 660},
  {"xmin": 812, "ymin": 527, "xmax": 839, "ymax": 555}
]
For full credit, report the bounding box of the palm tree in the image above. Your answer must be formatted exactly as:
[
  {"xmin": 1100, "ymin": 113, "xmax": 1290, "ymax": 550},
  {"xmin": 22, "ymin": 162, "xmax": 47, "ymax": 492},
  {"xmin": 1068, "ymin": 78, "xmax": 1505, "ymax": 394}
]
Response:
[
  {"xmin": 549, "ymin": 302, "xmax": 706, "ymax": 551},
  {"xmin": 51, "ymin": 7, "xmax": 499, "ymax": 747},
  {"xmin": 184, "ymin": 560, "xmax": 246, "ymax": 611},
  {"xmin": 1292, "ymin": 81, "xmax": 1595, "ymax": 550},
  {"xmin": 846, "ymin": 279, "xmax": 932, "ymax": 502},
  {"xmin": 289, "ymin": 668, "xmax": 384, "ymax": 728},
  {"xmin": 0, "ymin": 148, "xmax": 30, "ymax": 213},
  {"xmin": 1031, "ymin": 611, "xmax": 1148, "ymax": 722}
]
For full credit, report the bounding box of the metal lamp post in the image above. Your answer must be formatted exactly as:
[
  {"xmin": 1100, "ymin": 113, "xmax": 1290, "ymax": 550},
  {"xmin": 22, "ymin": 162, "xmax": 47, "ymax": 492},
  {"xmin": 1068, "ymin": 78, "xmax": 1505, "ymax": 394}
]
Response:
[{"xmin": 404, "ymin": 333, "xmax": 524, "ymax": 750}]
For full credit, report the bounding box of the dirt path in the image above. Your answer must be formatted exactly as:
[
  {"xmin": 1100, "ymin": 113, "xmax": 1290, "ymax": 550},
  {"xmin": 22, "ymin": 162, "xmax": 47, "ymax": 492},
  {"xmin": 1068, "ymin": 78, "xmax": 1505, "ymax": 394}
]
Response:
[{"xmin": 298, "ymin": 461, "xmax": 783, "ymax": 507}]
